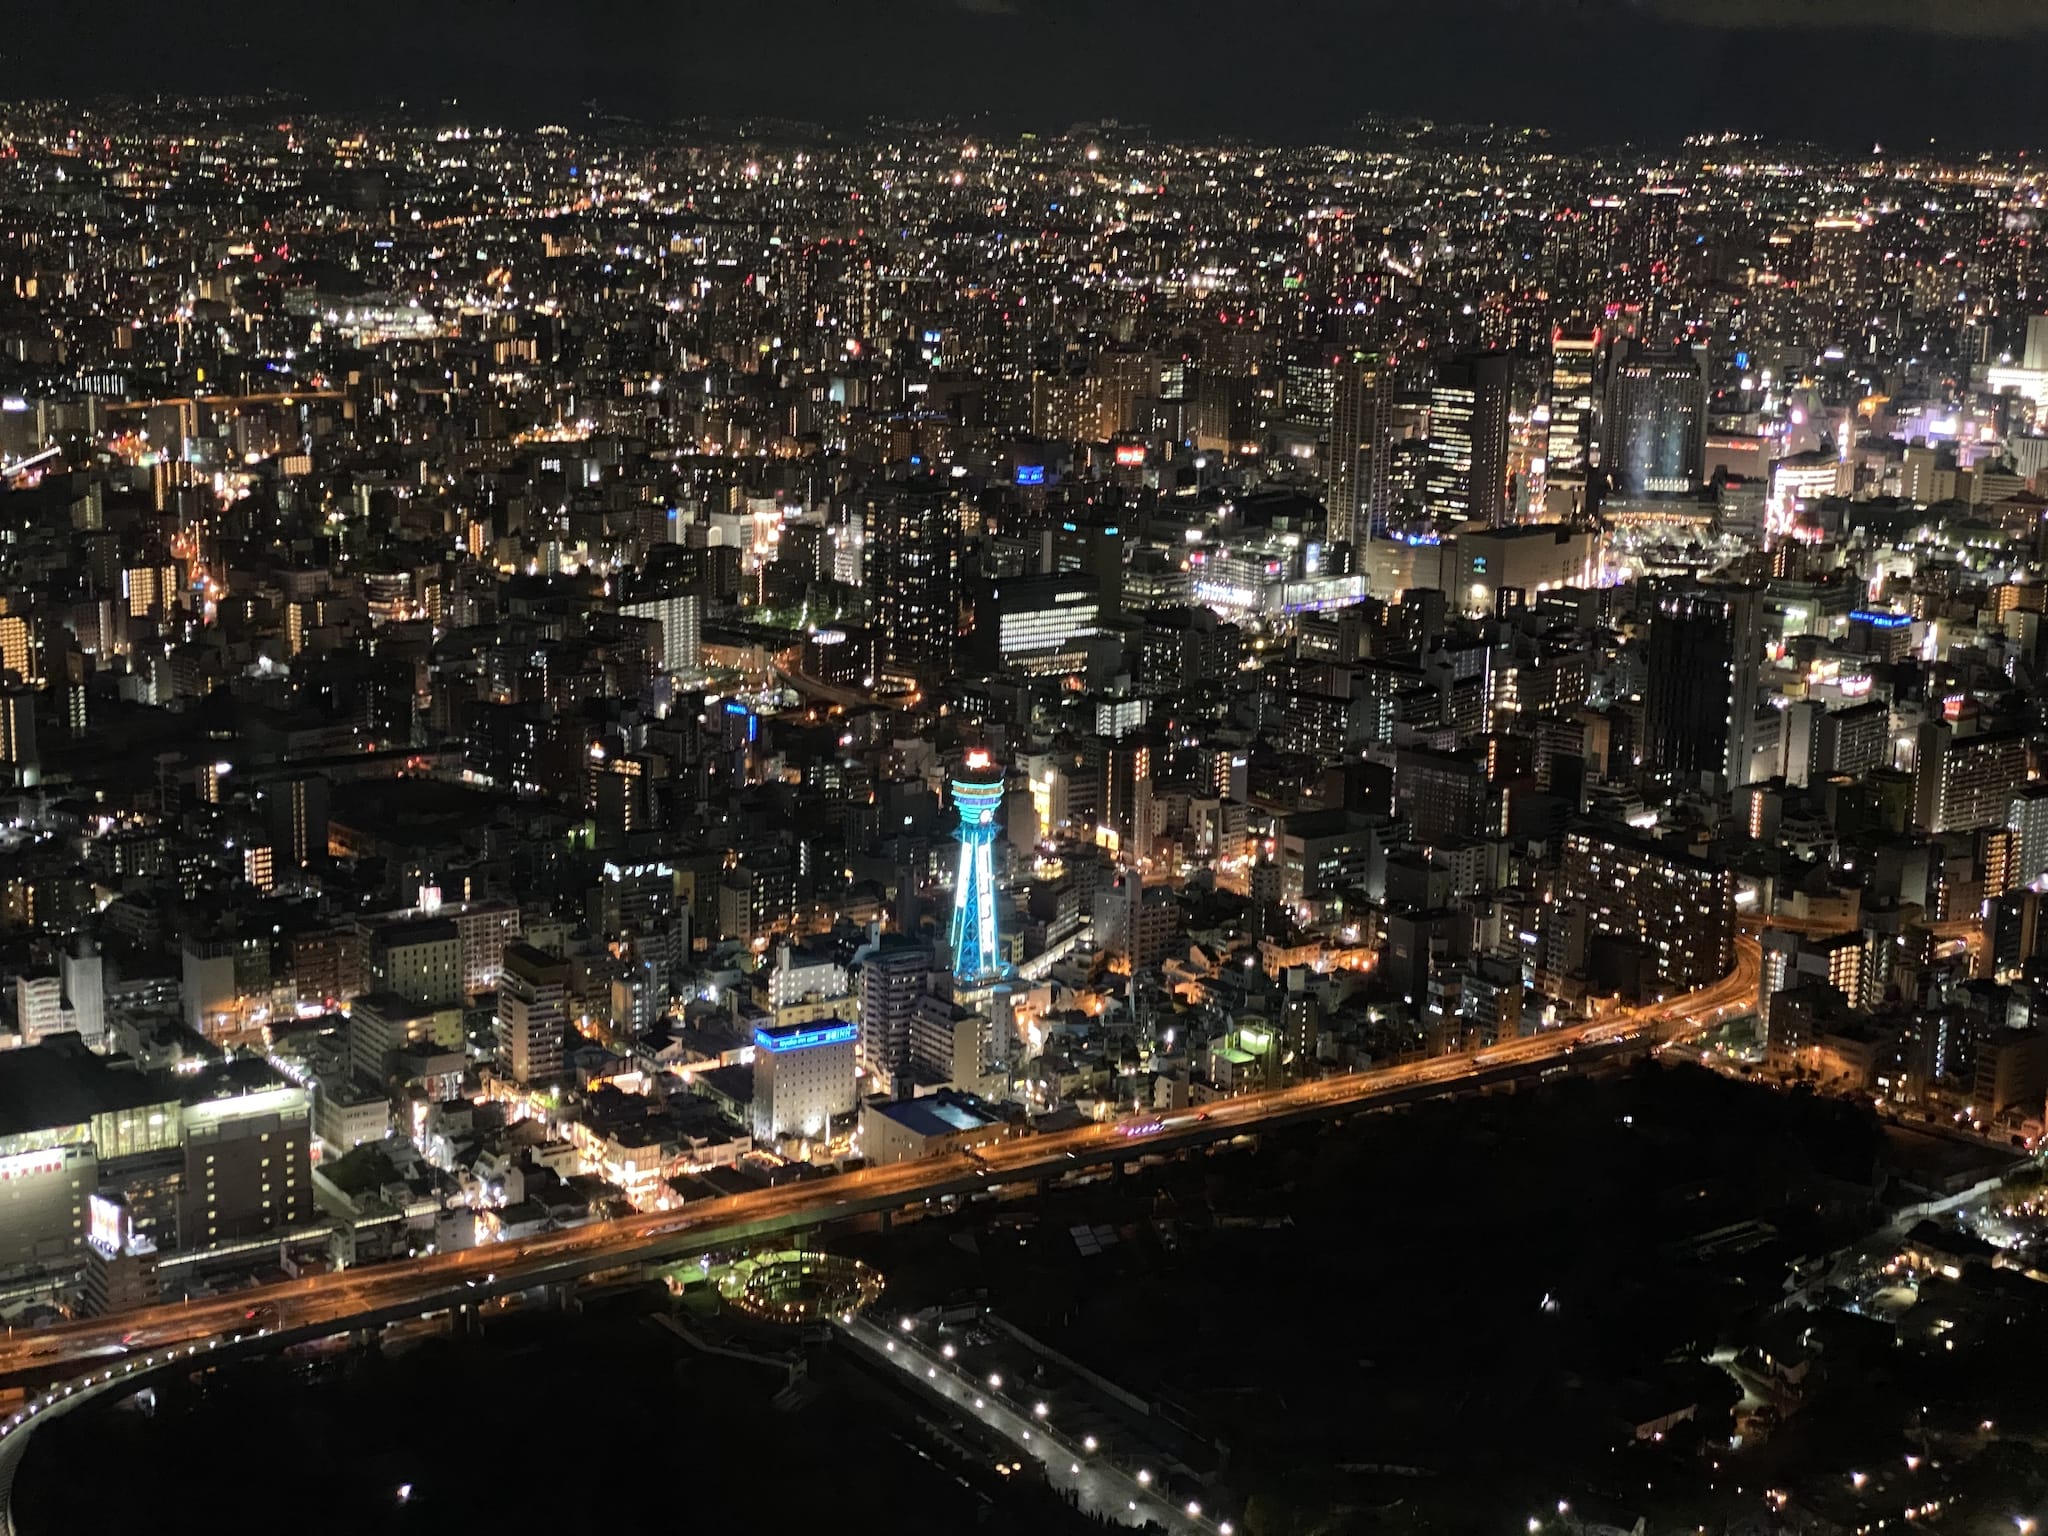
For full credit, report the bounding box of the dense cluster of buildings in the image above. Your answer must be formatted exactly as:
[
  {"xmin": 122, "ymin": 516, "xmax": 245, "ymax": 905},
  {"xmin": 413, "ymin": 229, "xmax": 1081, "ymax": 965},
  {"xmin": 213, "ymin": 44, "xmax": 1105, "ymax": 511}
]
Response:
[{"xmin": 0, "ymin": 101, "xmax": 2041, "ymax": 1315}]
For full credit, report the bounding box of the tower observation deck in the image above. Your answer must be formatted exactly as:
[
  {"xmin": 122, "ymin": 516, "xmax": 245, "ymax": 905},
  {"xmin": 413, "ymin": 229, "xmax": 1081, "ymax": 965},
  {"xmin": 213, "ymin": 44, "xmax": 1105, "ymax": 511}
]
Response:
[{"xmin": 948, "ymin": 749, "xmax": 1006, "ymax": 987}]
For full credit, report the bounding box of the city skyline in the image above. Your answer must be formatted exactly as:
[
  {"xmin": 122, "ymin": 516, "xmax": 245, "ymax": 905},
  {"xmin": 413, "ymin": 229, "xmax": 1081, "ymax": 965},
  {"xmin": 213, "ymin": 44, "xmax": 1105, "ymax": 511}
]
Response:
[
  {"xmin": 14, "ymin": 1, "xmax": 2048, "ymax": 150},
  {"xmin": 0, "ymin": 81, "xmax": 2044, "ymax": 1536}
]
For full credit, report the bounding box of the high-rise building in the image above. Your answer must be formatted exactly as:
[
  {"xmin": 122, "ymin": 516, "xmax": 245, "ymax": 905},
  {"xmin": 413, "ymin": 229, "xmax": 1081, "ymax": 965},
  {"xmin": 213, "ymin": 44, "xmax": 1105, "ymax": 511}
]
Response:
[
  {"xmin": 2009, "ymin": 784, "xmax": 2048, "ymax": 885},
  {"xmin": 1050, "ymin": 517, "xmax": 1124, "ymax": 622},
  {"xmin": 1605, "ymin": 343, "xmax": 1705, "ymax": 498},
  {"xmin": 1283, "ymin": 348, "xmax": 1337, "ymax": 435},
  {"xmin": 1546, "ymin": 328, "xmax": 1602, "ymax": 482},
  {"xmin": 620, "ymin": 586, "xmax": 703, "ymax": 679},
  {"xmin": 1504, "ymin": 353, "xmax": 1552, "ymax": 520},
  {"xmin": 1559, "ymin": 823, "xmax": 1735, "ymax": 989},
  {"xmin": 494, "ymin": 943, "xmax": 568, "ymax": 1085},
  {"xmin": 750, "ymin": 1019, "xmax": 858, "ymax": 1143},
  {"xmin": 1808, "ymin": 216, "xmax": 1872, "ymax": 309},
  {"xmin": 968, "ymin": 573, "xmax": 1102, "ymax": 675},
  {"xmin": 909, "ymin": 994, "xmax": 996, "ymax": 1094},
  {"xmin": 1326, "ymin": 352, "xmax": 1393, "ymax": 545},
  {"xmin": 0, "ymin": 685, "xmax": 36, "ymax": 786},
  {"xmin": 2023, "ymin": 313, "xmax": 2048, "ymax": 373},
  {"xmin": 1915, "ymin": 723, "xmax": 2028, "ymax": 834},
  {"xmin": 950, "ymin": 750, "xmax": 1006, "ymax": 988},
  {"xmin": 857, "ymin": 932, "xmax": 933, "ymax": 1091},
  {"xmin": 178, "ymin": 1059, "xmax": 313, "ymax": 1246},
  {"xmin": 262, "ymin": 771, "xmax": 330, "ymax": 869},
  {"xmin": 1643, "ymin": 585, "xmax": 1761, "ymax": 787},
  {"xmin": 863, "ymin": 477, "xmax": 961, "ymax": 669},
  {"xmin": 1426, "ymin": 352, "xmax": 1513, "ymax": 528},
  {"xmin": 0, "ymin": 617, "xmax": 32, "ymax": 682},
  {"xmin": 60, "ymin": 938, "xmax": 103, "ymax": 1052}
]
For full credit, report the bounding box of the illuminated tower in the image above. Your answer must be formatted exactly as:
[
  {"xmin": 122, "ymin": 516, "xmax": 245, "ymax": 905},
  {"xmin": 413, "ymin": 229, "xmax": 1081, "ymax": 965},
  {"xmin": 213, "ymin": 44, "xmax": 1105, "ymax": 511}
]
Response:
[
  {"xmin": 1326, "ymin": 351, "xmax": 1392, "ymax": 546},
  {"xmin": 949, "ymin": 750, "xmax": 1006, "ymax": 987}
]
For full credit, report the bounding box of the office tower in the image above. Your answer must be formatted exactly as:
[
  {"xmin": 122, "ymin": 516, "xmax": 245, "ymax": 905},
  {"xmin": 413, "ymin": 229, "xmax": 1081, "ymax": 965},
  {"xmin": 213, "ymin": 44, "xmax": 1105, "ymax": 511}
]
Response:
[
  {"xmin": 949, "ymin": 750, "xmax": 1006, "ymax": 988},
  {"xmin": 1505, "ymin": 353, "xmax": 1552, "ymax": 519},
  {"xmin": 1547, "ymin": 328, "xmax": 1602, "ymax": 480},
  {"xmin": 1326, "ymin": 352, "xmax": 1393, "ymax": 545},
  {"xmin": 1426, "ymin": 352, "xmax": 1512, "ymax": 528},
  {"xmin": 970, "ymin": 573, "xmax": 1102, "ymax": 675},
  {"xmin": 1283, "ymin": 347, "xmax": 1336, "ymax": 435},
  {"xmin": 862, "ymin": 477, "xmax": 961, "ymax": 669},
  {"xmin": 750, "ymin": 1019, "xmax": 858, "ymax": 1143},
  {"xmin": 494, "ymin": 943, "xmax": 568, "ymax": 1085},
  {"xmin": 1643, "ymin": 586, "xmax": 1762, "ymax": 787},
  {"xmin": 1051, "ymin": 517, "xmax": 1124, "ymax": 621},
  {"xmin": 1604, "ymin": 342, "xmax": 1705, "ymax": 498},
  {"xmin": 1559, "ymin": 823, "xmax": 1735, "ymax": 989},
  {"xmin": 1915, "ymin": 722, "xmax": 2028, "ymax": 834},
  {"xmin": 857, "ymin": 932, "xmax": 933, "ymax": 1090}
]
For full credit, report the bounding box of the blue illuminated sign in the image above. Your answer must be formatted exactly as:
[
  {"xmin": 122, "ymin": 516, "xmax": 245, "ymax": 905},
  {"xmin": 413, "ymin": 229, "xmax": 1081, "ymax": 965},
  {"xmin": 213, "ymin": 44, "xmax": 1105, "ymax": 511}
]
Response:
[
  {"xmin": 923, "ymin": 329, "xmax": 942, "ymax": 345},
  {"xmin": 754, "ymin": 1022, "xmax": 858, "ymax": 1053},
  {"xmin": 1016, "ymin": 464, "xmax": 1045, "ymax": 486},
  {"xmin": 1850, "ymin": 610, "xmax": 1910, "ymax": 629},
  {"xmin": 1734, "ymin": 350, "xmax": 1750, "ymax": 371}
]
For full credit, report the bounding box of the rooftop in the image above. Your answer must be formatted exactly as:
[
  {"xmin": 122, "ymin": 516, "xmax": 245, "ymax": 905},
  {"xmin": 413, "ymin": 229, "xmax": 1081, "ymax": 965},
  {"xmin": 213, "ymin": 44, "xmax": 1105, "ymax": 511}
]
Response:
[
  {"xmin": 0, "ymin": 1035, "xmax": 176, "ymax": 1137},
  {"xmin": 867, "ymin": 1089, "xmax": 1006, "ymax": 1138}
]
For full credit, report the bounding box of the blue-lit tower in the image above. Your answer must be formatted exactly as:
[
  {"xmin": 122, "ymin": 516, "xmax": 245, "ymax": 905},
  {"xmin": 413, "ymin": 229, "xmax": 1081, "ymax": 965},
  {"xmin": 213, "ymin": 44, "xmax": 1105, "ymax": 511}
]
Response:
[{"xmin": 949, "ymin": 749, "xmax": 1006, "ymax": 987}]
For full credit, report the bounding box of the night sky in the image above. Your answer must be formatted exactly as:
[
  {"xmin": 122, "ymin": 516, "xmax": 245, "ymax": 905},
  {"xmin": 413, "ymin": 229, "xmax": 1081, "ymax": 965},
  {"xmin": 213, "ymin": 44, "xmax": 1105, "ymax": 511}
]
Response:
[{"xmin": 11, "ymin": 0, "xmax": 2048, "ymax": 149}]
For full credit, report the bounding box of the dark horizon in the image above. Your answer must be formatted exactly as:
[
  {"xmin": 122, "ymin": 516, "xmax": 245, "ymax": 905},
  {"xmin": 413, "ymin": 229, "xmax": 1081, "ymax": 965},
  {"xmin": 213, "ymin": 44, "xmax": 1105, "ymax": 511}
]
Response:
[{"xmin": 8, "ymin": 0, "xmax": 2048, "ymax": 155}]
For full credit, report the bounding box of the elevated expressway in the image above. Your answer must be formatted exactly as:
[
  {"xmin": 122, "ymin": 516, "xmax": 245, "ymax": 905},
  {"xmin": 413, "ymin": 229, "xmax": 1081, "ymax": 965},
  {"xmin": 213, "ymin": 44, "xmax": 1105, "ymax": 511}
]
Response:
[{"xmin": 0, "ymin": 936, "xmax": 1759, "ymax": 1391}]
